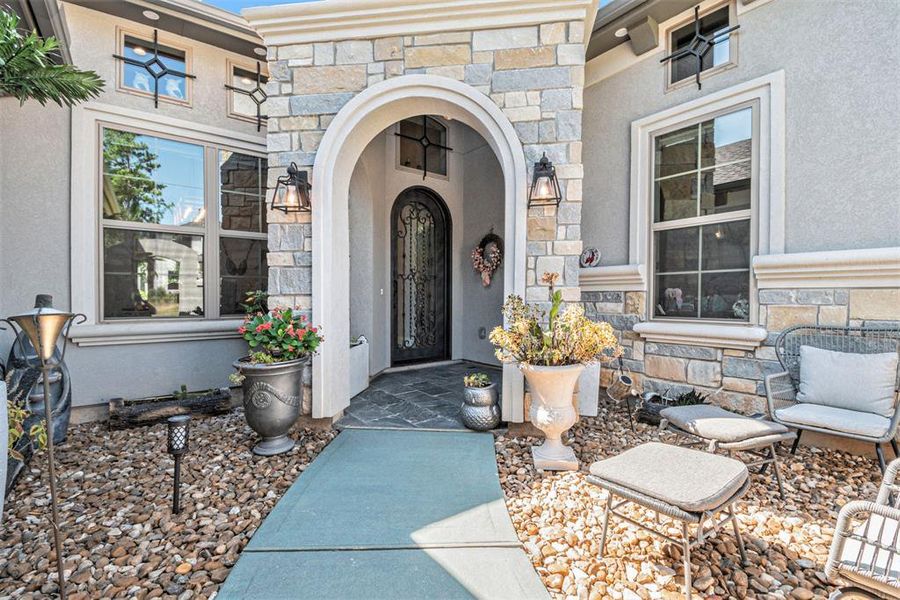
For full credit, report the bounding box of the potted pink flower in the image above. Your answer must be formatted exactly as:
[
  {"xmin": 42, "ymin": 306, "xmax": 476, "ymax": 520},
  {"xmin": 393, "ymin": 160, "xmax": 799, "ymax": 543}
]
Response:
[{"xmin": 231, "ymin": 307, "xmax": 323, "ymax": 455}]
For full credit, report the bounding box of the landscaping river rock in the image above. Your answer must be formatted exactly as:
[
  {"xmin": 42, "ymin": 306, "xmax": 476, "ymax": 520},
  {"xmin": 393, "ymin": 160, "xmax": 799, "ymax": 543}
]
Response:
[
  {"xmin": 494, "ymin": 400, "xmax": 883, "ymax": 600},
  {"xmin": 0, "ymin": 412, "xmax": 335, "ymax": 599}
]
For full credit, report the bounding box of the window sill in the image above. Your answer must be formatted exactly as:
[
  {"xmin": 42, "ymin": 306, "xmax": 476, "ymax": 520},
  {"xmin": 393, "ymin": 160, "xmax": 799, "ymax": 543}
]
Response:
[
  {"xmin": 633, "ymin": 321, "xmax": 767, "ymax": 351},
  {"xmin": 69, "ymin": 319, "xmax": 244, "ymax": 347}
]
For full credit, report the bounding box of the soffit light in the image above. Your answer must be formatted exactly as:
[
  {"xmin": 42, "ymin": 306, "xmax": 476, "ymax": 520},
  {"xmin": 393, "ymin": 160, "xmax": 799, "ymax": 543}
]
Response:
[
  {"xmin": 142, "ymin": 10, "xmax": 160, "ymax": 21},
  {"xmin": 271, "ymin": 162, "xmax": 311, "ymax": 213},
  {"xmin": 254, "ymin": 47, "xmax": 267, "ymax": 56},
  {"xmin": 528, "ymin": 153, "xmax": 562, "ymax": 208},
  {"xmin": 614, "ymin": 27, "xmax": 628, "ymax": 38}
]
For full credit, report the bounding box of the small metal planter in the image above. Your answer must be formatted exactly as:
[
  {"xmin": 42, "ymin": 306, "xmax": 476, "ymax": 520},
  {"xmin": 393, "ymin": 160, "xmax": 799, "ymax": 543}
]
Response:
[
  {"xmin": 234, "ymin": 356, "xmax": 307, "ymax": 456},
  {"xmin": 461, "ymin": 383, "xmax": 500, "ymax": 431}
]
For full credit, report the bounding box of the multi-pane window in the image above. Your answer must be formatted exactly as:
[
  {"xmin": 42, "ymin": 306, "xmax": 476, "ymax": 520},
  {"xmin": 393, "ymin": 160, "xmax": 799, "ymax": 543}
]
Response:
[
  {"xmin": 669, "ymin": 5, "xmax": 733, "ymax": 85},
  {"xmin": 121, "ymin": 34, "xmax": 189, "ymax": 102},
  {"xmin": 398, "ymin": 116, "xmax": 448, "ymax": 177},
  {"xmin": 228, "ymin": 64, "xmax": 268, "ymax": 123},
  {"xmin": 101, "ymin": 127, "xmax": 267, "ymax": 320},
  {"xmin": 652, "ymin": 107, "xmax": 753, "ymax": 321}
]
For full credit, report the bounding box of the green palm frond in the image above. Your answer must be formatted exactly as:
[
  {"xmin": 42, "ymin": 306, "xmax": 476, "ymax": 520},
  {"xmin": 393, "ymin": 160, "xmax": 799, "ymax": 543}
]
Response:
[{"xmin": 0, "ymin": 8, "xmax": 104, "ymax": 106}]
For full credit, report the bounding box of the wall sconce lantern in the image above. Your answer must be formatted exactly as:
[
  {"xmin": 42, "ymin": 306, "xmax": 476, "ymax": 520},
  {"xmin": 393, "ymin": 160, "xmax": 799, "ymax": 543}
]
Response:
[
  {"xmin": 2, "ymin": 294, "xmax": 84, "ymax": 600},
  {"xmin": 528, "ymin": 153, "xmax": 562, "ymax": 208},
  {"xmin": 166, "ymin": 414, "xmax": 191, "ymax": 514},
  {"xmin": 271, "ymin": 162, "xmax": 311, "ymax": 213}
]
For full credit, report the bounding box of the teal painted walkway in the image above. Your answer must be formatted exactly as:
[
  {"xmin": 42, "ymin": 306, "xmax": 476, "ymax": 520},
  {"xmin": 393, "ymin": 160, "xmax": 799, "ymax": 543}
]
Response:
[{"xmin": 218, "ymin": 428, "xmax": 548, "ymax": 600}]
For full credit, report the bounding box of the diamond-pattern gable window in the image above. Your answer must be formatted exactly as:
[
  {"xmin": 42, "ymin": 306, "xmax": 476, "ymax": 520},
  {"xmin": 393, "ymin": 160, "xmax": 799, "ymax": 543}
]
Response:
[
  {"xmin": 396, "ymin": 116, "xmax": 452, "ymax": 179},
  {"xmin": 227, "ymin": 62, "xmax": 268, "ymax": 131},
  {"xmin": 115, "ymin": 31, "xmax": 195, "ymax": 107}
]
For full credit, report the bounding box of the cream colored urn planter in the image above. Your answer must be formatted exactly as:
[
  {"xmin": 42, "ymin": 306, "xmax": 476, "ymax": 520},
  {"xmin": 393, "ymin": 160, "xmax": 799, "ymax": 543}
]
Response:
[{"xmin": 523, "ymin": 363, "xmax": 584, "ymax": 472}]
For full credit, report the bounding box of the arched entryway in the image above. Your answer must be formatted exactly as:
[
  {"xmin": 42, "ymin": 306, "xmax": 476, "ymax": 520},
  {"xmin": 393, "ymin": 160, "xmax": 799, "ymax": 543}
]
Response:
[
  {"xmin": 311, "ymin": 74, "xmax": 528, "ymax": 421},
  {"xmin": 390, "ymin": 187, "xmax": 452, "ymax": 366}
]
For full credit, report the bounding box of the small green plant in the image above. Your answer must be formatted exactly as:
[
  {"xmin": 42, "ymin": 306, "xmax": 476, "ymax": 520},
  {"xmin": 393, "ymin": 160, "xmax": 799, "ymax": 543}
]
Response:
[
  {"xmin": 672, "ymin": 389, "xmax": 709, "ymax": 406},
  {"xmin": 464, "ymin": 373, "xmax": 491, "ymax": 388},
  {"xmin": 240, "ymin": 290, "xmax": 268, "ymax": 315},
  {"xmin": 7, "ymin": 399, "xmax": 47, "ymax": 461},
  {"xmin": 173, "ymin": 384, "xmax": 189, "ymax": 400}
]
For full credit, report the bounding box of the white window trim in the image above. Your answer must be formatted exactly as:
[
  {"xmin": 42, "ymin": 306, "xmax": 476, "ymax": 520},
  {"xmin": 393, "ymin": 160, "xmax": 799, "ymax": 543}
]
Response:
[
  {"xmin": 116, "ymin": 26, "xmax": 194, "ymax": 108},
  {"xmin": 70, "ymin": 102, "xmax": 266, "ymax": 346},
  {"xmin": 627, "ymin": 71, "xmax": 784, "ymax": 349},
  {"xmin": 630, "ymin": 70, "xmax": 785, "ymax": 266}
]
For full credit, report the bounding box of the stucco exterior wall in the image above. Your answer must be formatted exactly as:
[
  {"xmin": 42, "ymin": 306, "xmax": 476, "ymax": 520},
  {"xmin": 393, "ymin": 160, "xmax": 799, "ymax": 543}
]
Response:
[
  {"xmin": 62, "ymin": 2, "xmax": 264, "ymax": 137},
  {"xmin": 582, "ymin": 0, "xmax": 900, "ymax": 263},
  {"xmin": 0, "ymin": 6, "xmax": 269, "ymax": 415}
]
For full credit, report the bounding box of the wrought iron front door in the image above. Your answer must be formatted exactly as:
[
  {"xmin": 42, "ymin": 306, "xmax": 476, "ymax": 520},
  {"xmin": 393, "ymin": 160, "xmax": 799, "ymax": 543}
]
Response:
[{"xmin": 391, "ymin": 187, "xmax": 451, "ymax": 365}]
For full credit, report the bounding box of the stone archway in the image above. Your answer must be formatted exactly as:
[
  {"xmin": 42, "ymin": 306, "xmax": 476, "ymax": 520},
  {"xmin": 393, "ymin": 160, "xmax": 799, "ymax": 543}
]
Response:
[{"xmin": 310, "ymin": 74, "xmax": 527, "ymax": 420}]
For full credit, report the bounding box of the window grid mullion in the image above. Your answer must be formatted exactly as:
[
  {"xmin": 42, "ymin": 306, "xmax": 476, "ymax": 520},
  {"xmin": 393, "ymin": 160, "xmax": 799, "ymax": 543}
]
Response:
[
  {"xmin": 206, "ymin": 144, "xmax": 219, "ymax": 320},
  {"xmin": 696, "ymin": 225, "xmax": 703, "ymax": 318},
  {"xmin": 651, "ymin": 211, "xmax": 751, "ymax": 232}
]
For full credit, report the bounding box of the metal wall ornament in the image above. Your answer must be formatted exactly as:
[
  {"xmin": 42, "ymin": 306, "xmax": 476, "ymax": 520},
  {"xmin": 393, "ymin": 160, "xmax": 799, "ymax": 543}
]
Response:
[
  {"xmin": 1, "ymin": 295, "xmax": 85, "ymax": 600},
  {"xmin": 271, "ymin": 162, "xmax": 311, "ymax": 213},
  {"xmin": 113, "ymin": 30, "xmax": 196, "ymax": 108},
  {"xmin": 660, "ymin": 5, "xmax": 740, "ymax": 90},
  {"xmin": 225, "ymin": 61, "xmax": 268, "ymax": 131},
  {"xmin": 528, "ymin": 153, "xmax": 562, "ymax": 208},
  {"xmin": 394, "ymin": 116, "xmax": 453, "ymax": 180}
]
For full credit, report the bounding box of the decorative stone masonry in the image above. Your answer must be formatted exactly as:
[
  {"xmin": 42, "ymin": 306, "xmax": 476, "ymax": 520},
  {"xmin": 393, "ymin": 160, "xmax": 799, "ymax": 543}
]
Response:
[
  {"xmin": 586, "ymin": 287, "xmax": 900, "ymax": 415},
  {"xmin": 261, "ymin": 23, "xmax": 588, "ymax": 414}
]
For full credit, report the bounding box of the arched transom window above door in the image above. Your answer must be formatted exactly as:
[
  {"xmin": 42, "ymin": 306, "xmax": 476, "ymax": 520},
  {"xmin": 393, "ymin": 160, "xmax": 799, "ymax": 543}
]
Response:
[{"xmin": 395, "ymin": 116, "xmax": 452, "ymax": 179}]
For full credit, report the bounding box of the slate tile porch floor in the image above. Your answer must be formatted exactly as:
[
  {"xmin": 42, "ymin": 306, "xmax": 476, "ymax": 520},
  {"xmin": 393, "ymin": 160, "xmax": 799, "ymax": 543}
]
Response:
[{"xmin": 337, "ymin": 361, "xmax": 503, "ymax": 430}]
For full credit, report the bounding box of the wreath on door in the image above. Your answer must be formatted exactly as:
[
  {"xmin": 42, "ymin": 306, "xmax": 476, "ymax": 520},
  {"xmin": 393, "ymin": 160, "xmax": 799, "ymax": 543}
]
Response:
[{"xmin": 471, "ymin": 231, "xmax": 503, "ymax": 287}]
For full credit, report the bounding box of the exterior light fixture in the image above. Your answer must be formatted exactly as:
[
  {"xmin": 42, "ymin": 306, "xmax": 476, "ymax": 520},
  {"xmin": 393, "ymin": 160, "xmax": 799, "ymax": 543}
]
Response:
[
  {"xmin": 614, "ymin": 27, "xmax": 628, "ymax": 38},
  {"xmin": 2, "ymin": 294, "xmax": 84, "ymax": 600},
  {"xmin": 254, "ymin": 47, "xmax": 267, "ymax": 57},
  {"xmin": 142, "ymin": 9, "xmax": 160, "ymax": 21},
  {"xmin": 528, "ymin": 153, "xmax": 562, "ymax": 208},
  {"xmin": 166, "ymin": 415, "xmax": 191, "ymax": 514},
  {"xmin": 271, "ymin": 162, "xmax": 311, "ymax": 213}
]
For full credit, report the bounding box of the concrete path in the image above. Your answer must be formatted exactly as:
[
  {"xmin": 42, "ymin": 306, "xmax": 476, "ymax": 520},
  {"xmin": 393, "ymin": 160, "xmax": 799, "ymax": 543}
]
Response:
[{"xmin": 218, "ymin": 428, "xmax": 548, "ymax": 600}]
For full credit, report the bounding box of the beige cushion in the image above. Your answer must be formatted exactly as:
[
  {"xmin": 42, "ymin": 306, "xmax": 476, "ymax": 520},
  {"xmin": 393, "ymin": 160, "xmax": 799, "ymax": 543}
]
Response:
[
  {"xmin": 776, "ymin": 403, "xmax": 892, "ymax": 439},
  {"xmin": 589, "ymin": 442, "xmax": 748, "ymax": 514},
  {"xmin": 660, "ymin": 404, "xmax": 789, "ymax": 443},
  {"xmin": 797, "ymin": 345, "xmax": 898, "ymax": 418}
]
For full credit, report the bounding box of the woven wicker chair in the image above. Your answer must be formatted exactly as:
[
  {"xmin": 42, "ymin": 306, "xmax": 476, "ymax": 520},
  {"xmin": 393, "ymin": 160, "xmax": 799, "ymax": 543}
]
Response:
[
  {"xmin": 826, "ymin": 457, "xmax": 900, "ymax": 598},
  {"xmin": 765, "ymin": 325, "xmax": 900, "ymax": 472}
]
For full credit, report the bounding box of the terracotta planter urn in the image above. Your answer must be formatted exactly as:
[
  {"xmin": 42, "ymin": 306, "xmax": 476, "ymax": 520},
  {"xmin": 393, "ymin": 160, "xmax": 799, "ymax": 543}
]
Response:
[
  {"xmin": 523, "ymin": 363, "xmax": 584, "ymax": 471},
  {"xmin": 234, "ymin": 356, "xmax": 307, "ymax": 456}
]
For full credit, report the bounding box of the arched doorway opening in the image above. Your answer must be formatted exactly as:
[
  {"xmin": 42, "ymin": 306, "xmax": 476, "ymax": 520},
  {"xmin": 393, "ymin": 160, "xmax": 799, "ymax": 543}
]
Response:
[
  {"xmin": 311, "ymin": 74, "xmax": 527, "ymax": 421},
  {"xmin": 390, "ymin": 187, "xmax": 452, "ymax": 366}
]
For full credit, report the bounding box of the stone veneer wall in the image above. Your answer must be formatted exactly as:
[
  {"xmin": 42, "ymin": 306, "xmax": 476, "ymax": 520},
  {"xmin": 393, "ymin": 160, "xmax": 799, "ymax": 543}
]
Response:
[
  {"xmin": 262, "ymin": 24, "xmax": 589, "ymax": 414},
  {"xmin": 587, "ymin": 288, "xmax": 900, "ymax": 414},
  {"xmin": 264, "ymin": 25, "xmax": 588, "ymax": 309}
]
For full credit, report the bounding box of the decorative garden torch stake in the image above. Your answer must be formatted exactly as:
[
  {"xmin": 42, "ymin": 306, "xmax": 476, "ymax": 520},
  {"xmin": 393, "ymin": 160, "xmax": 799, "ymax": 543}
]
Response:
[
  {"xmin": 166, "ymin": 415, "xmax": 191, "ymax": 514},
  {"xmin": 2, "ymin": 295, "xmax": 84, "ymax": 600}
]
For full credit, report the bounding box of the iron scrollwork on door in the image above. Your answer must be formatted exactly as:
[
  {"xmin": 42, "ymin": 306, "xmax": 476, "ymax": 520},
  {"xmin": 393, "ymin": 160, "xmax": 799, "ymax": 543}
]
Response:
[{"xmin": 391, "ymin": 188, "xmax": 450, "ymax": 364}]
